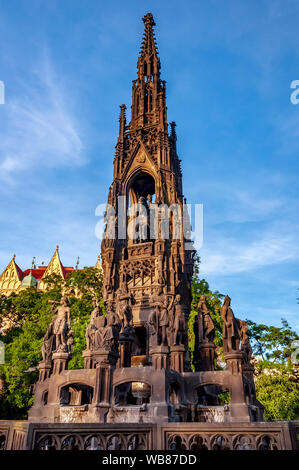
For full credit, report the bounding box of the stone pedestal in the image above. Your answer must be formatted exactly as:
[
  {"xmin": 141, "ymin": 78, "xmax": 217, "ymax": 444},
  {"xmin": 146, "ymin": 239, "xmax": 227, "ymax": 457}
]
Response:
[
  {"xmin": 83, "ymin": 349, "xmax": 93, "ymax": 369},
  {"xmin": 224, "ymin": 351, "xmax": 243, "ymax": 375},
  {"xmin": 91, "ymin": 348, "xmax": 119, "ymax": 368},
  {"xmin": 170, "ymin": 345, "xmax": 185, "ymax": 372},
  {"xmin": 194, "ymin": 342, "xmax": 215, "ymax": 371},
  {"xmin": 52, "ymin": 352, "xmax": 70, "ymax": 375},
  {"xmin": 37, "ymin": 361, "xmax": 52, "ymax": 381},
  {"xmin": 94, "ymin": 362, "xmax": 112, "ymax": 405},
  {"xmin": 150, "ymin": 345, "xmax": 169, "ymax": 370}
]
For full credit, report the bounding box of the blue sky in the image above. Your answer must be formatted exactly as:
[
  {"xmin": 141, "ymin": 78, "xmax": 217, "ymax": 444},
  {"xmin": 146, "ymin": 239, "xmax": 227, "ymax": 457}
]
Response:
[{"xmin": 0, "ymin": 0, "xmax": 298, "ymax": 331}]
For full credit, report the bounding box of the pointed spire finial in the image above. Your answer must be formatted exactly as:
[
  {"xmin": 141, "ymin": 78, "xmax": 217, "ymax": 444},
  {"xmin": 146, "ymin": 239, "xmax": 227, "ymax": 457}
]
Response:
[
  {"xmin": 56, "ymin": 245, "xmax": 59, "ymax": 252},
  {"xmin": 140, "ymin": 12, "xmax": 158, "ymax": 59},
  {"xmin": 142, "ymin": 12, "xmax": 155, "ymax": 27},
  {"xmin": 13, "ymin": 254, "xmax": 16, "ymax": 260}
]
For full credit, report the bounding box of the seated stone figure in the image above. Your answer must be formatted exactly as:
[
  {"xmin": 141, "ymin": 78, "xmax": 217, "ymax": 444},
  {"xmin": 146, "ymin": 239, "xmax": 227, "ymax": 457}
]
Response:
[{"xmin": 86, "ymin": 298, "xmax": 105, "ymax": 350}]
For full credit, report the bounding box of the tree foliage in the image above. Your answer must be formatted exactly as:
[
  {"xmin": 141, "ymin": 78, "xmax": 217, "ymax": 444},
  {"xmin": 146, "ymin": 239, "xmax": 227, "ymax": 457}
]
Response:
[
  {"xmin": 0, "ymin": 268, "xmax": 103, "ymax": 419},
  {"xmin": 246, "ymin": 318, "xmax": 299, "ymax": 363}
]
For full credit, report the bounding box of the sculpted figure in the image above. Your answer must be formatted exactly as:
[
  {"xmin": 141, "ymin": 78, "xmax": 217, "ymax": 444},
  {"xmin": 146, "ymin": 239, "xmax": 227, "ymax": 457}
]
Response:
[
  {"xmin": 41, "ymin": 325, "xmax": 55, "ymax": 362},
  {"xmin": 118, "ymin": 287, "xmax": 134, "ymax": 334},
  {"xmin": 171, "ymin": 294, "xmax": 186, "ymax": 346},
  {"xmin": 197, "ymin": 295, "xmax": 215, "ymax": 343},
  {"xmin": 150, "ymin": 289, "xmax": 169, "ymax": 346},
  {"xmin": 221, "ymin": 296, "xmax": 241, "ymax": 353},
  {"xmin": 46, "ymin": 296, "xmax": 71, "ymax": 353},
  {"xmin": 240, "ymin": 320, "xmax": 253, "ymax": 365},
  {"xmin": 86, "ymin": 298, "xmax": 105, "ymax": 350},
  {"xmin": 93, "ymin": 316, "xmax": 108, "ymax": 349},
  {"xmin": 104, "ymin": 301, "xmax": 121, "ymax": 352},
  {"xmin": 134, "ymin": 196, "xmax": 149, "ymax": 243}
]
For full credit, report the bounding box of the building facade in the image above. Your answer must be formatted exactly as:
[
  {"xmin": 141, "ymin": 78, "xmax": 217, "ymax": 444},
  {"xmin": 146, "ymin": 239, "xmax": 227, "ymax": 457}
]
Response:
[{"xmin": 0, "ymin": 246, "xmax": 102, "ymax": 296}]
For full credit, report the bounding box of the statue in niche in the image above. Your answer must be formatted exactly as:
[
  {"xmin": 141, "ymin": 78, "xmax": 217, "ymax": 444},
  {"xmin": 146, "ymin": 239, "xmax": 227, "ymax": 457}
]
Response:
[
  {"xmin": 169, "ymin": 294, "xmax": 186, "ymax": 346},
  {"xmin": 134, "ymin": 196, "xmax": 149, "ymax": 243},
  {"xmin": 240, "ymin": 320, "xmax": 253, "ymax": 365},
  {"xmin": 43, "ymin": 296, "xmax": 72, "ymax": 355},
  {"xmin": 149, "ymin": 288, "xmax": 169, "ymax": 346},
  {"xmin": 196, "ymin": 295, "xmax": 215, "ymax": 343},
  {"xmin": 221, "ymin": 296, "xmax": 241, "ymax": 353}
]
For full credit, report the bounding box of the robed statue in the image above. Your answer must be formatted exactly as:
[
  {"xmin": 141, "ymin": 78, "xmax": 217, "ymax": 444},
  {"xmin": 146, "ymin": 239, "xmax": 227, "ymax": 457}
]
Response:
[
  {"xmin": 196, "ymin": 295, "xmax": 215, "ymax": 343},
  {"xmin": 221, "ymin": 296, "xmax": 241, "ymax": 353}
]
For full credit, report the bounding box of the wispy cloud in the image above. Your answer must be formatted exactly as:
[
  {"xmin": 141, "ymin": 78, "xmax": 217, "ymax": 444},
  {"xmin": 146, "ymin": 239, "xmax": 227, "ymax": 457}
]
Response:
[
  {"xmin": 0, "ymin": 53, "xmax": 85, "ymax": 184},
  {"xmin": 200, "ymin": 229, "xmax": 299, "ymax": 275}
]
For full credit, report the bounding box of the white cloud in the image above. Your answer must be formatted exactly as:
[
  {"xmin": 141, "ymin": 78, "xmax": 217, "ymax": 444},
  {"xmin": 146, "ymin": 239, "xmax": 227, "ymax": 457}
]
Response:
[
  {"xmin": 200, "ymin": 230, "xmax": 299, "ymax": 276},
  {"xmin": 0, "ymin": 54, "xmax": 85, "ymax": 184}
]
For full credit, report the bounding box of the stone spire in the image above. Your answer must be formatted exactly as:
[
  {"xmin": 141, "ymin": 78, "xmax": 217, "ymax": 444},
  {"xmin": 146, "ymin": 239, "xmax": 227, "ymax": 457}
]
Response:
[
  {"xmin": 130, "ymin": 13, "xmax": 167, "ymax": 131},
  {"xmin": 138, "ymin": 13, "xmax": 160, "ymax": 78}
]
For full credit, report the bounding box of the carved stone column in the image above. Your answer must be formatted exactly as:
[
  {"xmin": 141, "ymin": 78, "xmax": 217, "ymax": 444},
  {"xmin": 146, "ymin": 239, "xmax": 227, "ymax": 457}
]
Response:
[
  {"xmin": 37, "ymin": 361, "xmax": 52, "ymax": 381},
  {"xmin": 89, "ymin": 362, "xmax": 113, "ymax": 422},
  {"xmin": 91, "ymin": 348, "xmax": 119, "ymax": 368},
  {"xmin": 224, "ymin": 351, "xmax": 243, "ymax": 375},
  {"xmin": 194, "ymin": 342, "xmax": 215, "ymax": 371},
  {"xmin": 170, "ymin": 345, "xmax": 185, "ymax": 372},
  {"xmin": 82, "ymin": 349, "xmax": 93, "ymax": 369},
  {"xmin": 52, "ymin": 352, "xmax": 70, "ymax": 375},
  {"xmin": 151, "ymin": 345, "xmax": 169, "ymax": 369},
  {"xmin": 118, "ymin": 330, "xmax": 134, "ymax": 368}
]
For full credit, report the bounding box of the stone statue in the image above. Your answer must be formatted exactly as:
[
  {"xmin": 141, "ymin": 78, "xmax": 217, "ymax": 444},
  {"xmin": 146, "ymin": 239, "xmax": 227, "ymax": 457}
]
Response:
[
  {"xmin": 42, "ymin": 297, "xmax": 72, "ymax": 357},
  {"xmin": 51, "ymin": 296, "xmax": 71, "ymax": 352},
  {"xmin": 118, "ymin": 288, "xmax": 134, "ymax": 334},
  {"xmin": 134, "ymin": 196, "xmax": 149, "ymax": 243},
  {"xmin": 221, "ymin": 296, "xmax": 241, "ymax": 353},
  {"xmin": 170, "ymin": 294, "xmax": 186, "ymax": 346},
  {"xmin": 197, "ymin": 295, "xmax": 215, "ymax": 343},
  {"xmin": 149, "ymin": 289, "xmax": 169, "ymax": 346},
  {"xmin": 86, "ymin": 298, "xmax": 105, "ymax": 350},
  {"xmin": 104, "ymin": 301, "xmax": 121, "ymax": 352},
  {"xmin": 41, "ymin": 325, "xmax": 55, "ymax": 363},
  {"xmin": 240, "ymin": 320, "xmax": 253, "ymax": 365}
]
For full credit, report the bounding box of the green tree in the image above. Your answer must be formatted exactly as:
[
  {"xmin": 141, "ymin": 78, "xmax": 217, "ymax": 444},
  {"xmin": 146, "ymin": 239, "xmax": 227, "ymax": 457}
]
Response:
[
  {"xmin": 0, "ymin": 267, "xmax": 103, "ymax": 419},
  {"xmin": 246, "ymin": 318, "xmax": 299, "ymax": 363},
  {"xmin": 255, "ymin": 371, "xmax": 299, "ymax": 421}
]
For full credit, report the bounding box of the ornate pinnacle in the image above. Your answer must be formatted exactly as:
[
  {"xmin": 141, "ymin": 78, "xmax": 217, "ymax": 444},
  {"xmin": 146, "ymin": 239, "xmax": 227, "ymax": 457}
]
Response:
[
  {"xmin": 142, "ymin": 12, "xmax": 155, "ymax": 27},
  {"xmin": 140, "ymin": 12, "xmax": 158, "ymax": 58}
]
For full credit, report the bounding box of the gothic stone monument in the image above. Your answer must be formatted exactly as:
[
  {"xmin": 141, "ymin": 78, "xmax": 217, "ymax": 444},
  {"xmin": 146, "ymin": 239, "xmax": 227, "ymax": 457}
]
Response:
[{"xmin": 17, "ymin": 14, "xmax": 298, "ymax": 451}]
